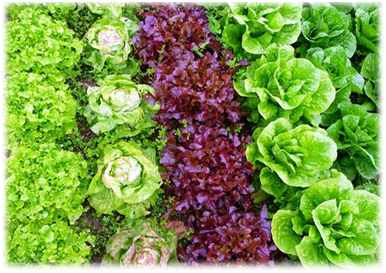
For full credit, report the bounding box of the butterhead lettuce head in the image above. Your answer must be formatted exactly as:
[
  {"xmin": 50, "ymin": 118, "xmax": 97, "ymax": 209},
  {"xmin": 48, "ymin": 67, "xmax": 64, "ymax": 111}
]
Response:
[
  {"xmin": 87, "ymin": 141, "xmax": 162, "ymax": 219},
  {"xmin": 84, "ymin": 74, "xmax": 159, "ymax": 136},
  {"xmin": 102, "ymin": 219, "xmax": 178, "ymax": 267},
  {"xmin": 84, "ymin": 17, "xmax": 138, "ymax": 71}
]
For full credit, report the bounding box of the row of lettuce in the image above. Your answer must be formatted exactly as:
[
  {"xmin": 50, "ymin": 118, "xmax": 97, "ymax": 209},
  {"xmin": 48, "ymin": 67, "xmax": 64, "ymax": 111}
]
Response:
[
  {"xmin": 134, "ymin": 3, "xmax": 275, "ymax": 264},
  {"xmin": 6, "ymin": 5, "xmax": 93, "ymax": 263},
  {"xmin": 6, "ymin": 3, "xmax": 176, "ymax": 265},
  {"xmin": 205, "ymin": 2, "xmax": 380, "ymax": 267}
]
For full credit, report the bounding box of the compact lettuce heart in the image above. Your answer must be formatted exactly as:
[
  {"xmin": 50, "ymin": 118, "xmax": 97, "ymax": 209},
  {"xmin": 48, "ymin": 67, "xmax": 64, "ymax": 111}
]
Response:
[
  {"xmin": 326, "ymin": 101, "xmax": 379, "ymax": 180},
  {"xmin": 102, "ymin": 219, "xmax": 178, "ymax": 267},
  {"xmin": 84, "ymin": 17, "xmax": 138, "ymax": 71},
  {"xmin": 272, "ymin": 170, "xmax": 380, "ymax": 268},
  {"xmin": 235, "ymin": 45, "xmax": 335, "ymax": 126},
  {"xmin": 84, "ymin": 74, "xmax": 159, "ymax": 136},
  {"xmin": 301, "ymin": 3, "xmax": 356, "ymax": 58},
  {"xmin": 87, "ymin": 141, "xmax": 162, "ymax": 219},
  {"xmin": 246, "ymin": 118, "xmax": 337, "ymax": 197}
]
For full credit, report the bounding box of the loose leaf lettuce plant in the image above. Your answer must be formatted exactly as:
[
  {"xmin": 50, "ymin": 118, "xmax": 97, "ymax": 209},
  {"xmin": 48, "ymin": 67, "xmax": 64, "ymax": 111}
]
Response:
[
  {"xmin": 6, "ymin": 73, "xmax": 77, "ymax": 148},
  {"xmin": 234, "ymin": 45, "xmax": 335, "ymax": 126},
  {"xmin": 87, "ymin": 141, "xmax": 162, "ymax": 219},
  {"xmin": 6, "ymin": 144, "xmax": 89, "ymax": 224},
  {"xmin": 84, "ymin": 74, "xmax": 159, "ymax": 136},
  {"xmin": 272, "ymin": 170, "xmax": 380, "ymax": 268},
  {"xmin": 6, "ymin": 144, "xmax": 93, "ymax": 264},
  {"xmin": 102, "ymin": 219, "xmax": 178, "ymax": 266},
  {"xmin": 5, "ymin": 7, "xmax": 83, "ymax": 78},
  {"xmin": 7, "ymin": 218, "xmax": 93, "ymax": 265},
  {"xmin": 246, "ymin": 118, "xmax": 337, "ymax": 198}
]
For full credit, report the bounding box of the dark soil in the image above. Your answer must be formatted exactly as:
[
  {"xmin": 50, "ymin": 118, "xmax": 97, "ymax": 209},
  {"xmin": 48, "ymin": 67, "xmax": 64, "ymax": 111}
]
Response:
[
  {"xmin": 77, "ymin": 201, "xmax": 125, "ymax": 264},
  {"xmin": 77, "ymin": 116, "xmax": 98, "ymax": 143}
]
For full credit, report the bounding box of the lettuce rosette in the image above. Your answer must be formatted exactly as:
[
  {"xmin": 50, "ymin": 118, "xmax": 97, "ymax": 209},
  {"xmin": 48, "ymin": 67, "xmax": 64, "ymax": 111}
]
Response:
[
  {"xmin": 246, "ymin": 118, "xmax": 337, "ymax": 198},
  {"xmin": 84, "ymin": 16, "xmax": 138, "ymax": 71},
  {"xmin": 84, "ymin": 74, "xmax": 159, "ymax": 136},
  {"xmin": 301, "ymin": 3, "xmax": 357, "ymax": 58},
  {"xmin": 353, "ymin": 3, "xmax": 380, "ymax": 54},
  {"xmin": 272, "ymin": 170, "xmax": 380, "ymax": 268},
  {"xmin": 210, "ymin": 3, "xmax": 302, "ymax": 59},
  {"xmin": 326, "ymin": 102, "xmax": 379, "ymax": 180},
  {"xmin": 235, "ymin": 45, "xmax": 335, "ymax": 126},
  {"xmin": 102, "ymin": 219, "xmax": 178, "ymax": 267},
  {"xmin": 87, "ymin": 141, "xmax": 162, "ymax": 219},
  {"xmin": 305, "ymin": 46, "xmax": 364, "ymax": 116}
]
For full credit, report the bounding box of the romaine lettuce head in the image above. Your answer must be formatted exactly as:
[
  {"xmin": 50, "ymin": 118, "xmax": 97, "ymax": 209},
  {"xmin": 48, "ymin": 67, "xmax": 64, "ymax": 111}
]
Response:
[
  {"xmin": 306, "ymin": 46, "xmax": 364, "ymax": 115},
  {"xmin": 84, "ymin": 74, "xmax": 159, "ymax": 136},
  {"xmin": 246, "ymin": 118, "xmax": 337, "ymax": 197},
  {"xmin": 272, "ymin": 170, "xmax": 380, "ymax": 268},
  {"xmin": 210, "ymin": 3, "xmax": 302, "ymax": 59},
  {"xmin": 360, "ymin": 53, "xmax": 380, "ymax": 109},
  {"xmin": 87, "ymin": 141, "xmax": 162, "ymax": 219},
  {"xmin": 301, "ymin": 3, "xmax": 357, "ymax": 58},
  {"xmin": 326, "ymin": 101, "xmax": 379, "ymax": 180},
  {"xmin": 84, "ymin": 17, "xmax": 138, "ymax": 71},
  {"xmin": 353, "ymin": 3, "xmax": 380, "ymax": 54},
  {"xmin": 102, "ymin": 219, "xmax": 178, "ymax": 267},
  {"xmin": 235, "ymin": 45, "xmax": 335, "ymax": 126}
]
